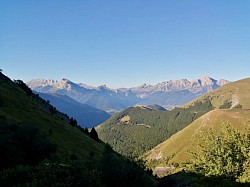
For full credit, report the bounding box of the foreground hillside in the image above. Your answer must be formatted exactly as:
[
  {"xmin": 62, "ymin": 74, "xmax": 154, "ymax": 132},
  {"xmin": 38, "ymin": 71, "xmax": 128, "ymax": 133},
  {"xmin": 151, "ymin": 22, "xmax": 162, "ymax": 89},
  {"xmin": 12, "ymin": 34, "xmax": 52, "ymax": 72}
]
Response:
[
  {"xmin": 0, "ymin": 73, "xmax": 103, "ymax": 160},
  {"xmin": 0, "ymin": 72, "xmax": 156, "ymax": 186},
  {"xmin": 97, "ymin": 100, "xmax": 213, "ymax": 157}
]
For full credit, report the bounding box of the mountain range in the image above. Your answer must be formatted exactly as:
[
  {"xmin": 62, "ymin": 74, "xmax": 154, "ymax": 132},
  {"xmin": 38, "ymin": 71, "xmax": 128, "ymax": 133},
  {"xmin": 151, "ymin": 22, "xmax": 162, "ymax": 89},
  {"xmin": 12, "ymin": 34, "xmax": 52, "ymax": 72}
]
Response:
[
  {"xmin": 27, "ymin": 79, "xmax": 140, "ymax": 114},
  {"xmin": 27, "ymin": 76, "xmax": 230, "ymax": 113},
  {"xmin": 95, "ymin": 77, "xmax": 250, "ymax": 177}
]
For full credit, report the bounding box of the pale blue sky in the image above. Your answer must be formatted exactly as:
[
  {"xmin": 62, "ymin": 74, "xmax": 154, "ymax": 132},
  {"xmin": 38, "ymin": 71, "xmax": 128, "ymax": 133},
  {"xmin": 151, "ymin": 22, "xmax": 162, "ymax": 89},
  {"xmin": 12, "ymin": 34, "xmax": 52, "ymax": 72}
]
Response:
[{"xmin": 1, "ymin": 1, "xmax": 250, "ymax": 88}]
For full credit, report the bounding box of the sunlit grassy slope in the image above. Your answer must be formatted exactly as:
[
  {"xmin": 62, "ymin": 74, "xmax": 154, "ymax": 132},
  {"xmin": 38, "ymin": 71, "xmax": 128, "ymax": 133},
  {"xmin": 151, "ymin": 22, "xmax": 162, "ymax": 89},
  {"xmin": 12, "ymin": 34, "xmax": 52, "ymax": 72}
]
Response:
[
  {"xmin": 144, "ymin": 109, "xmax": 250, "ymax": 166},
  {"xmin": 144, "ymin": 78, "xmax": 250, "ymax": 170},
  {"xmin": 0, "ymin": 73, "xmax": 104, "ymax": 161},
  {"xmin": 185, "ymin": 78, "xmax": 250, "ymax": 109}
]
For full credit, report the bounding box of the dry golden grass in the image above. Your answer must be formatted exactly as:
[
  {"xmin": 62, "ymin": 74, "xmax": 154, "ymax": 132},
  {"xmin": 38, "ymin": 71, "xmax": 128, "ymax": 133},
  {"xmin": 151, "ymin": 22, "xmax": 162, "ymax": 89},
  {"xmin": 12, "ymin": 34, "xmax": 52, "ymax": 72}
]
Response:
[{"xmin": 144, "ymin": 109, "xmax": 250, "ymax": 170}]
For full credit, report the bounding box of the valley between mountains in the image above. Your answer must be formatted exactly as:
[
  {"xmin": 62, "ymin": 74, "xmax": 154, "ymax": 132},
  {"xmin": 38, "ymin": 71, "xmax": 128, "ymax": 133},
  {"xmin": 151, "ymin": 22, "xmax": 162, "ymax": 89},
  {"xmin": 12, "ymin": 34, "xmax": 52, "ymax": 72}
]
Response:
[
  {"xmin": 1, "ymin": 71, "xmax": 250, "ymax": 186},
  {"xmin": 27, "ymin": 76, "xmax": 229, "ymax": 127}
]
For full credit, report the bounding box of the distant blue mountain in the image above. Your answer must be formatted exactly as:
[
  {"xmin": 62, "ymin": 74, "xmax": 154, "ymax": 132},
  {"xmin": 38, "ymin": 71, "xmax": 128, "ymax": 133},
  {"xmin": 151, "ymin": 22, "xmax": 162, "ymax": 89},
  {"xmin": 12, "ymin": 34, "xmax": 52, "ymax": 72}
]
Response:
[{"xmin": 35, "ymin": 92, "xmax": 110, "ymax": 128}]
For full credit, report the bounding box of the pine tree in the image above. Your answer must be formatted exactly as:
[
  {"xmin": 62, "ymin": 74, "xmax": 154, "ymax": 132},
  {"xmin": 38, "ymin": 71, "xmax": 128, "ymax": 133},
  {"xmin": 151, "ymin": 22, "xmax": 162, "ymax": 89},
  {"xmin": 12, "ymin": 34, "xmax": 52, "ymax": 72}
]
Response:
[
  {"xmin": 90, "ymin": 127, "xmax": 99, "ymax": 142},
  {"xmin": 69, "ymin": 118, "xmax": 77, "ymax": 127},
  {"xmin": 84, "ymin": 127, "xmax": 89, "ymax": 135}
]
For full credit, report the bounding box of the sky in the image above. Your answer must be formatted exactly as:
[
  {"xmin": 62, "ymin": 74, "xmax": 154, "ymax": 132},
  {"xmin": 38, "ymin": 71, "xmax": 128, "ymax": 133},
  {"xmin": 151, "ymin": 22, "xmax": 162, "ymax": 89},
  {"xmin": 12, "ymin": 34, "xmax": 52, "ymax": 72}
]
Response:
[{"xmin": 1, "ymin": 1, "xmax": 250, "ymax": 88}]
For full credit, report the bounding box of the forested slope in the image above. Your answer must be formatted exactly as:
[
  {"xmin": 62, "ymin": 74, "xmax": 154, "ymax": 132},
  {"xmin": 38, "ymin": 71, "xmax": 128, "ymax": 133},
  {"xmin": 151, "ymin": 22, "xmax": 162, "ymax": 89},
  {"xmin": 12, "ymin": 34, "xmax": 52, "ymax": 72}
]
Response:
[{"xmin": 97, "ymin": 101, "xmax": 213, "ymax": 156}]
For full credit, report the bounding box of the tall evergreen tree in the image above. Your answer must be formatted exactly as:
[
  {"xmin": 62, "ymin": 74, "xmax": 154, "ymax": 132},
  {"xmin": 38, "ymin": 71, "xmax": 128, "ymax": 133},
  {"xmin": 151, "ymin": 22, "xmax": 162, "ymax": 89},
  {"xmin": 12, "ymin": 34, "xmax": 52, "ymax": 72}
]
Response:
[
  {"xmin": 90, "ymin": 127, "xmax": 99, "ymax": 142},
  {"xmin": 69, "ymin": 118, "xmax": 77, "ymax": 127},
  {"xmin": 84, "ymin": 127, "xmax": 89, "ymax": 135}
]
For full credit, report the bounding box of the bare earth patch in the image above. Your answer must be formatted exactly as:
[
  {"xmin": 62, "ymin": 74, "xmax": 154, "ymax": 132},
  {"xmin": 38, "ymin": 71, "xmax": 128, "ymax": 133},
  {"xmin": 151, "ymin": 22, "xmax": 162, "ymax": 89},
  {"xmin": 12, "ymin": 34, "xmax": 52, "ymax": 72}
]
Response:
[
  {"xmin": 120, "ymin": 115, "xmax": 131, "ymax": 123},
  {"xmin": 154, "ymin": 166, "xmax": 175, "ymax": 177}
]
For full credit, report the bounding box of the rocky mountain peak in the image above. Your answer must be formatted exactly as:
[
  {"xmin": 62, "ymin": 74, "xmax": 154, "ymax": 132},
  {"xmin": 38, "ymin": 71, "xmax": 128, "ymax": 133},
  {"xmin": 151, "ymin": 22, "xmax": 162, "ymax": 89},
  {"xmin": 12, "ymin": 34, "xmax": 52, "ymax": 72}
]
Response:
[
  {"xmin": 27, "ymin": 76, "xmax": 230, "ymax": 112},
  {"xmin": 62, "ymin": 78, "xmax": 70, "ymax": 82},
  {"xmin": 27, "ymin": 79, "xmax": 56, "ymax": 87},
  {"xmin": 199, "ymin": 75, "xmax": 216, "ymax": 86},
  {"xmin": 217, "ymin": 79, "xmax": 231, "ymax": 86},
  {"xmin": 97, "ymin": 84, "xmax": 108, "ymax": 90}
]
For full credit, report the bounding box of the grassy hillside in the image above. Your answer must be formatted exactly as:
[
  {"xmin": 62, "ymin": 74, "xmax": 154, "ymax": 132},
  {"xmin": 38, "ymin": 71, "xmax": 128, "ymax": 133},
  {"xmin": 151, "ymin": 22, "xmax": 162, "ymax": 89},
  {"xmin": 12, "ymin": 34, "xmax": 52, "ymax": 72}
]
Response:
[
  {"xmin": 96, "ymin": 101, "xmax": 213, "ymax": 157},
  {"xmin": 0, "ymin": 73, "xmax": 104, "ymax": 161},
  {"xmin": 185, "ymin": 78, "xmax": 250, "ymax": 109},
  {"xmin": 144, "ymin": 109, "xmax": 250, "ymax": 169}
]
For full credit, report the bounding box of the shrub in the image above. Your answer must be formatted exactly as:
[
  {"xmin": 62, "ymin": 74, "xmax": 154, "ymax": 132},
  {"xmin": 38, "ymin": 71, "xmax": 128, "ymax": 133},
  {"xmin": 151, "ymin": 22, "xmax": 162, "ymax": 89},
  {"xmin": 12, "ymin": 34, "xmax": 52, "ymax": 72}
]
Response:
[{"xmin": 188, "ymin": 123, "xmax": 250, "ymax": 182}]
